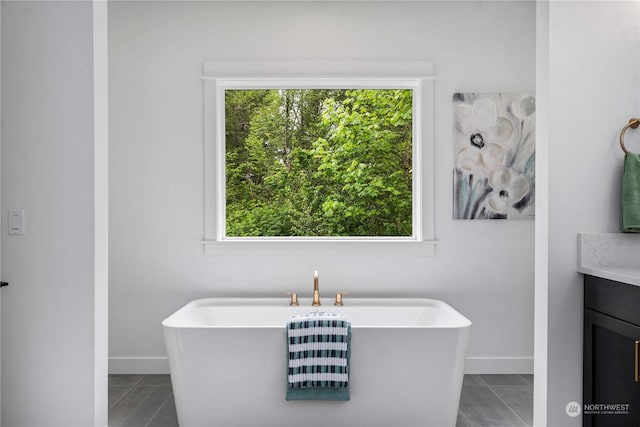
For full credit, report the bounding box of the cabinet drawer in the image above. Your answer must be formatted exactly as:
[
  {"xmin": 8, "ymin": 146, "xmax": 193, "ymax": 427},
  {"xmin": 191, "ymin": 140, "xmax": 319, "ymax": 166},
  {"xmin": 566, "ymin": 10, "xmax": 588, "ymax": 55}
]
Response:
[{"xmin": 585, "ymin": 275, "xmax": 640, "ymax": 325}]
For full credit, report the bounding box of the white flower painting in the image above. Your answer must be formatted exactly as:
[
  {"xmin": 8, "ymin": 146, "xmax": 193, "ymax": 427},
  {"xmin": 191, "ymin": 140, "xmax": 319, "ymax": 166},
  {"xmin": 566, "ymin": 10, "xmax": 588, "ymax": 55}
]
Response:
[{"xmin": 453, "ymin": 93, "xmax": 535, "ymax": 219}]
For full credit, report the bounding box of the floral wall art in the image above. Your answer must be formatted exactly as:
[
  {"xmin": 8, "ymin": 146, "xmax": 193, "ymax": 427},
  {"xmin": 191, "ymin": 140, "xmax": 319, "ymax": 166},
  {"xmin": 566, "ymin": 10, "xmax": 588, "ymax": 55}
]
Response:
[{"xmin": 453, "ymin": 92, "xmax": 535, "ymax": 219}]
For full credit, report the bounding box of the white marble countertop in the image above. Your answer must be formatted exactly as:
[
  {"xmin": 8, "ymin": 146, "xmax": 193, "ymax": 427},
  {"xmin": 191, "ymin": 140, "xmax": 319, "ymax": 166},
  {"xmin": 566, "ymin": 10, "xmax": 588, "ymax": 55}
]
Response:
[{"xmin": 578, "ymin": 233, "xmax": 640, "ymax": 286}]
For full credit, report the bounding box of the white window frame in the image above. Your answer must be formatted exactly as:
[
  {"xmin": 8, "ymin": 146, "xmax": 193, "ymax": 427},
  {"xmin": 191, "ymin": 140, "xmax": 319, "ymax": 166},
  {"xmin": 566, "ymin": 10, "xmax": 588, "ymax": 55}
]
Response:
[{"xmin": 202, "ymin": 60, "xmax": 436, "ymax": 256}]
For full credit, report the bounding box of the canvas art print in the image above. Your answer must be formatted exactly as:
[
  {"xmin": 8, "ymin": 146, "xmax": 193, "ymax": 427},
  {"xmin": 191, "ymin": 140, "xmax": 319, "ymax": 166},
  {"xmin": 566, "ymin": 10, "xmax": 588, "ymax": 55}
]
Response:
[{"xmin": 453, "ymin": 92, "xmax": 535, "ymax": 219}]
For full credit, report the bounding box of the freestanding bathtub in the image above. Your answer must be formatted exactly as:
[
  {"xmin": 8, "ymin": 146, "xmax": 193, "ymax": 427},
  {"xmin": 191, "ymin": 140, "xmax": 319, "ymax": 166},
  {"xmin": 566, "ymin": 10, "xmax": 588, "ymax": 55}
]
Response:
[{"xmin": 162, "ymin": 297, "xmax": 471, "ymax": 427}]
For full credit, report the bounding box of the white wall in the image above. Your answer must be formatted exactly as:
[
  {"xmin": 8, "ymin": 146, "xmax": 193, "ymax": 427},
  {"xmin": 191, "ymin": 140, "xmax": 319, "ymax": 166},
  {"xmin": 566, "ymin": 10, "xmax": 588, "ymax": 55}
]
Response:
[
  {"xmin": 109, "ymin": 1, "xmax": 536, "ymax": 373},
  {"xmin": 534, "ymin": 1, "xmax": 549, "ymax": 424},
  {"xmin": 1, "ymin": 1, "xmax": 100, "ymax": 426},
  {"xmin": 542, "ymin": 1, "xmax": 640, "ymax": 426}
]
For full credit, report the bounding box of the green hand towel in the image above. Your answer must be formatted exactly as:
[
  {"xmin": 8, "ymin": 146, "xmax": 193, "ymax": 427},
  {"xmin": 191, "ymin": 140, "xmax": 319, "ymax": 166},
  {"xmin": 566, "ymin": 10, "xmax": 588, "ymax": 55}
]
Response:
[{"xmin": 622, "ymin": 153, "xmax": 640, "ymax": 232}]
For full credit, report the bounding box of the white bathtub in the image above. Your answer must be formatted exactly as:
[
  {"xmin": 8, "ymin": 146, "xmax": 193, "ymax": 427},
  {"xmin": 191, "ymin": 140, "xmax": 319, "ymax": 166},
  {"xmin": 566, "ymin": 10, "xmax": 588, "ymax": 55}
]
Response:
[{"xmin": 162, "ymin": 297, "xmax": 471, "ymax": 427}]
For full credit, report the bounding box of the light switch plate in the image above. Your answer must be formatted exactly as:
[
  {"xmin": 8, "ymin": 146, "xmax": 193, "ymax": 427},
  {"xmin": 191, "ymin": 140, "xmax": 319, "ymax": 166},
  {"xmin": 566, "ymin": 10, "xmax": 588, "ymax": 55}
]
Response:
[{"xmin": 9, "ymin": 209, "xmax": 25, "ymax": 235}]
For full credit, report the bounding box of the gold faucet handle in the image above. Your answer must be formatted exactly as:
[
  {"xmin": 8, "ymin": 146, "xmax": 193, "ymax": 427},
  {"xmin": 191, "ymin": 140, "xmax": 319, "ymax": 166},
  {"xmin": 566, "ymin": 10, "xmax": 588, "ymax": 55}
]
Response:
[
  {"xmin": 334, "ymin": 292, "xmax": 350, "ymax": 306},
  {"xmin": 285, "ymin": 292, "xmax": 299, "ymax": 306}
]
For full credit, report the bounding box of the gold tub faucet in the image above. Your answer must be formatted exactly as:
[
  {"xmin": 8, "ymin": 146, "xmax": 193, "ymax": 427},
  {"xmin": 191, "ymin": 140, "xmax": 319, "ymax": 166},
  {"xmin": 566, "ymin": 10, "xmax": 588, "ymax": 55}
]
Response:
[{"xmin": 312, "ymin": 270, "xmax": 321, "ymax": 306}]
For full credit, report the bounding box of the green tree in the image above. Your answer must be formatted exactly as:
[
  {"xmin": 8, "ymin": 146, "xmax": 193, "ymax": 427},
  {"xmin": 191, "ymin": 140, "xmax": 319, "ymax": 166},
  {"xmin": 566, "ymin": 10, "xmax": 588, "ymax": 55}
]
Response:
[
  {"xmin": 313, "ymin": 89, "xmax": 413, "ymax": 236},
  {"xmin": 224, "ymin": 88, "xmax": 413, "ymax": 237}
]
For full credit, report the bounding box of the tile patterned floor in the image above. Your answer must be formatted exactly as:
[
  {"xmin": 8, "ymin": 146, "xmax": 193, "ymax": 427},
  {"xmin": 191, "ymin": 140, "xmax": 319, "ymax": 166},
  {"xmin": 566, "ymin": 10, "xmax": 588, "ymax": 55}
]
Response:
[
  {"xmin": 109, "ymin": 374, "xmax": 533, "ymax": 427},
  {"xmin": 108, "ymin": 374, "xmax": 176, "ymax": 427},
  {"xmin": 457, "ymin": 374, "xmax": 534, "ymax": 427}
]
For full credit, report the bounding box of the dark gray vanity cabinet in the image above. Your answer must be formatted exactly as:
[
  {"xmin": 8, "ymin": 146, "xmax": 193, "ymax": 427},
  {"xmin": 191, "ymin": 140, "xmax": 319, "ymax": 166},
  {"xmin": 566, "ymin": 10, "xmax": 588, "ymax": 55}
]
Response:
[{"xmin": 584, "ymin": 275, "xmax": 640, "ymax": 427}]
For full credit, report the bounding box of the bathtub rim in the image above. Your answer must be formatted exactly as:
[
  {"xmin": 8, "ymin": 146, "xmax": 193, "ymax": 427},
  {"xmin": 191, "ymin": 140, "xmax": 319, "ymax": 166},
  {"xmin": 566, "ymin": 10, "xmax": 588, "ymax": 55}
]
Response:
[{"xmin": 162, "ymin": 297, "xmax": 472, "ymax": 330}]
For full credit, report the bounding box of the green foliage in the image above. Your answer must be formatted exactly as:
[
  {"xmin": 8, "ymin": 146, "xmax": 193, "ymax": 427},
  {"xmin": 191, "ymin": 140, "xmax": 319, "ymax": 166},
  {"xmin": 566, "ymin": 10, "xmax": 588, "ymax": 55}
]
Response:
[{"xmin": 225, "ymin": 88, "xmax": 413, "ymax": 237}]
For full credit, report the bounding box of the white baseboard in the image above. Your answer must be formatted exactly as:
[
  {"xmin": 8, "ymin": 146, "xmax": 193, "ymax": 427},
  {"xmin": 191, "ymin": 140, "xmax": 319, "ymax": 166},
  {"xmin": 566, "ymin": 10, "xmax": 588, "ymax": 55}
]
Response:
[
  {"xmin": 109, "ymin": 356, "xmax": 533, "ymax": 375},
  {"xmin": 464, "ymin": 356, "xmax": 534, "ymax": 374},
  {"xmin": 109, "ymin": 357, "xmax": 170, "ymax": 374}
]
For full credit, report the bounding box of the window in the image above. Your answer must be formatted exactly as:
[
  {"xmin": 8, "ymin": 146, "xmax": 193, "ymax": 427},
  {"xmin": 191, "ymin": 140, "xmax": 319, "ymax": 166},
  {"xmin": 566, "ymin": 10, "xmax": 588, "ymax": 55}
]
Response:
[
  {"xmin": 226, "ymin": 87, "xmax": 413, "ymax": 237},
  {"xmin": 203, "ymin": 61, "xmax": 435, "ymax": 255}
]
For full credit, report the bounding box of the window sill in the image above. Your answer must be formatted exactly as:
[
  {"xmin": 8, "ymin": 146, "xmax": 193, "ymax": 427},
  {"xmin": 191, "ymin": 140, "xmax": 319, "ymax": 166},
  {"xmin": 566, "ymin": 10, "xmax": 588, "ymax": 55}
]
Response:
[{"xmin": 202, "ymin": 239, "xmax": 437, "ymax": 257}]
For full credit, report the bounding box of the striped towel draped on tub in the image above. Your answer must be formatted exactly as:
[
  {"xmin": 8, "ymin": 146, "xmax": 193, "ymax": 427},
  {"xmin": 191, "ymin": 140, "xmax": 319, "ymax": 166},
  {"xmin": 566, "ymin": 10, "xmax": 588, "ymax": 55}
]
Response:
[{"xmin": 285, "ymin": 312, "xmax": 351, "ymax": 401}]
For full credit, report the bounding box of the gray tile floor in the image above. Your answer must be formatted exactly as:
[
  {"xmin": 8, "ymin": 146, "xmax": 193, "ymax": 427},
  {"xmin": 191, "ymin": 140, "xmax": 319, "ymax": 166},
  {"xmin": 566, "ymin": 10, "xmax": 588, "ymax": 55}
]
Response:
[
  {"xmin": 109, "ymin": 374, "xmax": 533, "ymax": 427},
  {"xmin": 109, "ymin": 374, "xmax": 176, "ymax": 427},
  {"xmin": 457, "ymin": 374, "xmax": 533, "ymax": 427}
]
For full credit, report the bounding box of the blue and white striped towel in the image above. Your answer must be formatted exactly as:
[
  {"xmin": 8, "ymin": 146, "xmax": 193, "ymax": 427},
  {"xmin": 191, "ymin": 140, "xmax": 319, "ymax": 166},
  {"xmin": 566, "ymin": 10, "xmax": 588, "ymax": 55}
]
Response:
[{"xmin": 285, "ymin": 312, "xmax": 351, "ymax": 401}]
